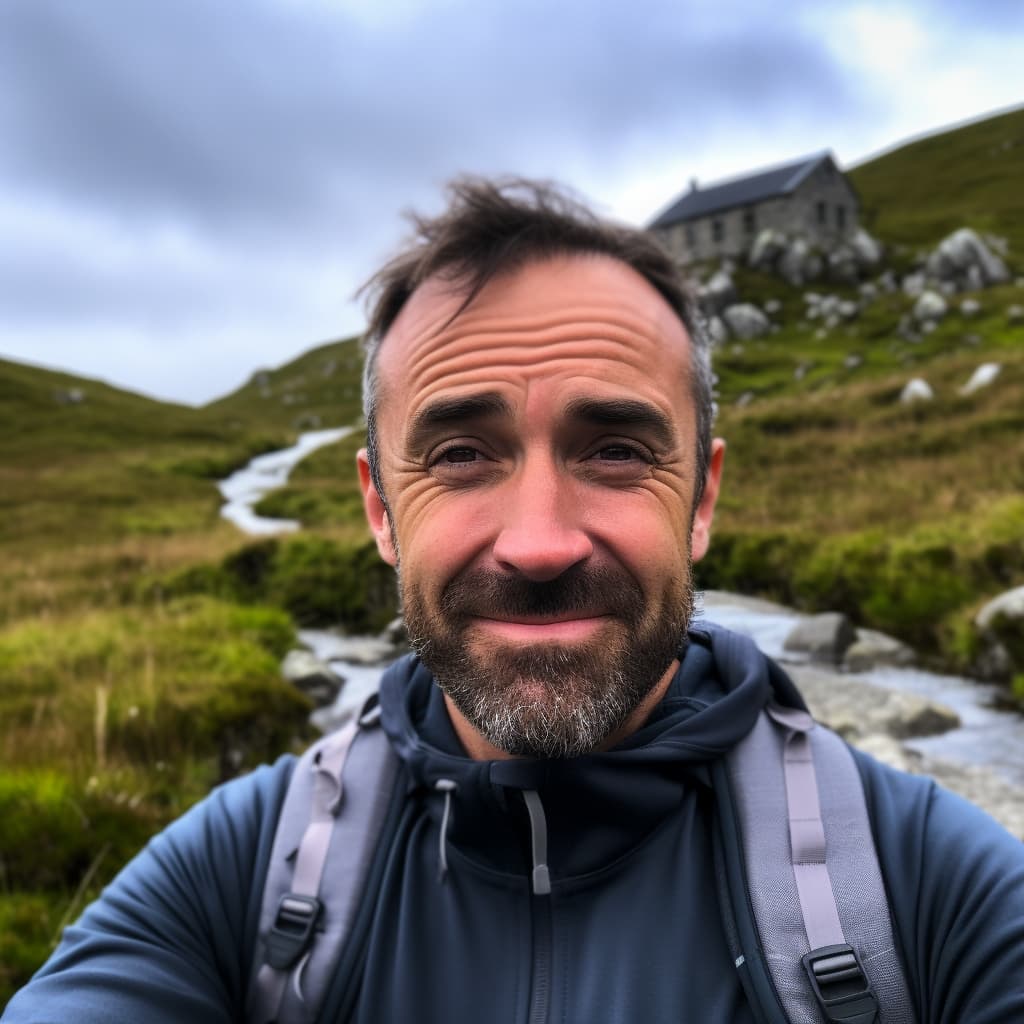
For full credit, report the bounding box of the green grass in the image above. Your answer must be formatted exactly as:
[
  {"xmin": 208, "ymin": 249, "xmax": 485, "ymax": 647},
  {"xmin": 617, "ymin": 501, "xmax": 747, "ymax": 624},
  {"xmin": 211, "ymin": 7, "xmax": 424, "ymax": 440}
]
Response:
[{"xmin": 849, "ymin": 105, "xmax": 1024, "ymax": 258}]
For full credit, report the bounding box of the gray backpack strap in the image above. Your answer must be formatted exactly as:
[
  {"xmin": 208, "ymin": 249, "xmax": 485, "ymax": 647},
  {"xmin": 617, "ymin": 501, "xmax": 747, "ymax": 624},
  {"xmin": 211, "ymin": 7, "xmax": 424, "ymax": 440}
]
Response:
[
  {"xmin": 726, "ymin": 701, "xmax": 916, "ymax": 1024},
  {"xmin": 247, "ymin": 698, "xmax": 400, "ymax": 1024}
]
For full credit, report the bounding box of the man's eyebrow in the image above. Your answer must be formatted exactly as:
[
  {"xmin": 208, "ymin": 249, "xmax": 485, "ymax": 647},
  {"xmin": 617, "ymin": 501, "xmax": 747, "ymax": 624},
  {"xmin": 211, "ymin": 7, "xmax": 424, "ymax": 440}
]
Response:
[
  {"xmin": 406, "ymin": 391, "xmax": 513, "ymax": 451},
  {"xmin": 563, "ymin": 397, "xmax": 677, "ymax": 450}
]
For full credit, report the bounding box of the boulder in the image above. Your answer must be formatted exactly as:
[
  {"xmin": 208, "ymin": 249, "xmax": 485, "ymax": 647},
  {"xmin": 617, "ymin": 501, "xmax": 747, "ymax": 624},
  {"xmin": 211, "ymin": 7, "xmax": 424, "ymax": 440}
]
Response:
[
  {"xmin": 837, "ymin": 300, "xmax": 859, "ymax": 321},
  {"xmin": 849, "ymin": 228, "xmax": 883, "ymax": 268},
  {"xmin": 698, "ymin": 270, "xmax": 738, "ymax": 315},
  {"xmin": 842, "ymin": 353, "xmax": 864, "ymax": 370},
  {"xmin": 973, "ymin": 586, "xmax": 1024, "ymax": 681},
  {"xmin": 959, "ymin": 298, "xmax": 982, "ymax": 317},
  {"xmin": 778, "ymin": 237, "xmax": 811, "ymax": 286},
  {"xmin": 900, "ymin": 378, "xmax": 934, "ymax": 404},
  {"xmin": 706, "ymin": 315, "xmax": 729, "ymax": 347},
  {"xmin": 913, "ymin": 290, "xmax": 948, "ymax": 323},
  {"xmin": 902, "ymin": 272, "xmax": 927, "ymax": 297},
  {"xmin": 959, "ymin": 362, "xmax": 1001, "ymax": 395},
  {"xmin": 926, "ymin": 227, "xmax": 1010, "ymax": 288},
  {"xmin": 790, "ymin": 665, "xmax": 958, "ymax": 740},
  {"xmin": 1007, "ymin": 305, "xmax": 1024, "ymax": 325},
  {"xmin": 827, "ymin": 245, "xmax": 860, "ymax": 285},
  {"xmin": 53, "ymin": 387, "xmax": 86, "ymax": 406},
  {"xmin": 748, "ymin": 228, "xmax": 788, "ymax": 271},
  {"xmin": 722, "ymin": 303, "xmax": 770, "ymax": 340},
  {"xmin": 843, "ymin": 628, "xmax": 915, "ymax": 672},
  {"xmin": 281, "ymin": 649, "xmax": 345, "ymax": 707},
  {"xmin": 783, "ymin": 612, "xmax": 857, "ymax": 663},
  {"xmin": 763, "ymin": 298, "xmax": 782, "ymax": 316}
]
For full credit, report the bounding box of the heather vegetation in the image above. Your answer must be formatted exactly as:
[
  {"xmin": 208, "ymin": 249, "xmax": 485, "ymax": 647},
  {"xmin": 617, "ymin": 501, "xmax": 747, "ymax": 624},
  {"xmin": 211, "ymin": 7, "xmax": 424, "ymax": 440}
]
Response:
[{"xmin": 3, "ymin": 109, "xmax": 1024, "ymax": 1004}]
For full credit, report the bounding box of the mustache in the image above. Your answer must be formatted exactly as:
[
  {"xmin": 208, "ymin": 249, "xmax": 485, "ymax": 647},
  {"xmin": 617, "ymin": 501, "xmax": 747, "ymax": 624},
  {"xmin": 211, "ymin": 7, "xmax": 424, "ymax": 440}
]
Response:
[{"xmin": 438, "ymin": 564, "xmax": 645, "ymax": 620}]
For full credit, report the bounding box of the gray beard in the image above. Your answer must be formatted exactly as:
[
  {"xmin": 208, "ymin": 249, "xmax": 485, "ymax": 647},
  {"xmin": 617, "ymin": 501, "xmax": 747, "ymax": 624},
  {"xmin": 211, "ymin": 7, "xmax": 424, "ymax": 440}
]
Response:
[{"xmin": 400, "ymin": 562, "xmax": 694, "ymax": 758}]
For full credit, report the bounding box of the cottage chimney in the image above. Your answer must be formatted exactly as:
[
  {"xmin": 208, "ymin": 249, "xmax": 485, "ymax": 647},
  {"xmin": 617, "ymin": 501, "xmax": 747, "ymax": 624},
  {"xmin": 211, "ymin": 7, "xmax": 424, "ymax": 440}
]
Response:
[{"xmin": 690, "ymin": 177, "xmax": 699, "ymax": 192}]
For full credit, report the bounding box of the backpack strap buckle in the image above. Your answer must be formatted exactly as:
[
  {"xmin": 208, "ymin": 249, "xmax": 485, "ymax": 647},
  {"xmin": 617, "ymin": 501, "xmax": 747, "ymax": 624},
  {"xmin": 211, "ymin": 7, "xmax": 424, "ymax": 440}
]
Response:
[
  {"xmin": 264, "ymin": 893, "xmax": 323, "ymax": 970},
  {"xmin": 802, "ymin": 943, "xmax": 879, "ymax": 1023}
]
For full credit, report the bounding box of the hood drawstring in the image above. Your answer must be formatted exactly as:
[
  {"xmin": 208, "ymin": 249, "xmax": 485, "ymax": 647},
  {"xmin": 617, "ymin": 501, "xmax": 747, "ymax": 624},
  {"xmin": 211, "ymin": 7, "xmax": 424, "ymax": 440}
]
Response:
[
  {"xmin": 435, "ymin": 779, "xmax": 457, "ymax": 883},
  {"xmin": 522, "ymin": 790, "xmax": 551, "ymax": 896}
]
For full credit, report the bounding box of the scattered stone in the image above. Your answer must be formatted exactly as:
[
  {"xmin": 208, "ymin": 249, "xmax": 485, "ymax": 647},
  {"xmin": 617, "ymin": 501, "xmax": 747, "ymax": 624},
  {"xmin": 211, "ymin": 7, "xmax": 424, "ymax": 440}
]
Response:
[
  {"xmin": 843, "ymin": 628, "xmax": 915, "ymax": 672},
  {"xmin": 959, "ymin": 362, "xmax": 1001, "ymax": 395},
  {"xmin": 827, "ymin": 245, "xmax": 859, "ymax": 285},
  {"xmin": 790, "ymin": 665, "xmax": 958, "ymax": 741},
  {"xmin": 901, "ymin": 271, "xmax": 927, "ymax": 297},
  {"xmin": 859, "ymin": 282, "xmax": 878, "ymax": 301},
  {"xmin": 913, "ymin": 290, "xmax": 948, "ymax": 324},
  {"xmin": 763, "ymin": 298, "xmax": 782, "ymax": 316},
  {"xmin": 706, "ymin": 315, "xmax": 729, "ymax": 347},
  {"xmin": 926, "ymin": 227, "xmax": 1010, "ymax": 289},
  {"xmin": 877, "ymin": 270, "xmax": 897, "ymax": 293},
  {"xmin": 793, "ymin": 361, "xmax": 812, "ymax": 382},
  {"xmin": 900, "ymin": 378, "xmax": 934, "ymax": 404},
  {"xmin": 1007, "ymin": 305, "xmax": 1024, "ymax": 324},
  {"xmin": 843, "ymin": 353, "xmax": 864, "ymax": 370},
  {"xmin": 783, "ymin": 612, "xmax": 857, "ymax": 663},
  {"xmin": 960, "ymin": 298, "xmax": 982, "ymax": 317},
  {"xmin": 281, "ymin": 650, "xmax": 344, "ymax": 707},
  {"xmin": 722, "ymin": 303, "xmax": 771, "ymax": 340},
  {"xmin": 748, "ymin": 228, "xmax": 788, "ymax": 271},
  {"xmin": 849, "ymin": 227, "xmax": 883, "ymax": 268},
  {"xmin": 779, "ymin": 237, "xmax": 812, "ymax": 286},
  {"xmin": 53, "ymin": 387, "xmax": 86, "ymax": 405},
  {"xmin": 735, "ymin": 391, "xmax": 755, "ymax": 408},
  {"xmin": 837, "ymin": 300, "xmax": 859, "ymax": 321},
  {"xmin": 698, "ymin": 270, "xmax": 738, "ymax": 315}
]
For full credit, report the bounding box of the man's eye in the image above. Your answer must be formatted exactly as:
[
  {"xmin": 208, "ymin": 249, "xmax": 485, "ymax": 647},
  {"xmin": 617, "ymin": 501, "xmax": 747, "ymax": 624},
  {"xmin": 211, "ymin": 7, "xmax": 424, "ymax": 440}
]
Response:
[
  {"xmin": 438, "ymin": 446, "xmax": 480, "ymax": 464},
  {"xmin": 596, "ymin": 445, "xmax": 641, "ymax": 462}
]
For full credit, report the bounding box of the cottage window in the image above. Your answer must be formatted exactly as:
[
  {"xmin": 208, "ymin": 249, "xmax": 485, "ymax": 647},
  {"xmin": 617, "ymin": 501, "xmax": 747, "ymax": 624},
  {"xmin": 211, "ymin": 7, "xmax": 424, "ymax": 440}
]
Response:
[
  {"xmin": 743, "ymin": 209, "xmax": 756, "ymax": 234},
  {"xmin": 816, "ymin": 201, "xmax": 827, "ymax": 225},
  {"xmin": 836, "ymin": 205, "xmax": 846, "ymax": 230},
  {"xmin": 712, "ymin": 219, "xmax": 724, "ymax": 243}
]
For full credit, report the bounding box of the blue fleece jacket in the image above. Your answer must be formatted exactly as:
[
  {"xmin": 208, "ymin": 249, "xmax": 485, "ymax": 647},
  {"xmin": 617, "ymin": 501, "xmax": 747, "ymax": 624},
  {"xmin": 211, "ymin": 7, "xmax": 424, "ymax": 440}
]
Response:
[{"xmin": 4, "ymin": 625, "xmax": 1024, "ymax": 1022}]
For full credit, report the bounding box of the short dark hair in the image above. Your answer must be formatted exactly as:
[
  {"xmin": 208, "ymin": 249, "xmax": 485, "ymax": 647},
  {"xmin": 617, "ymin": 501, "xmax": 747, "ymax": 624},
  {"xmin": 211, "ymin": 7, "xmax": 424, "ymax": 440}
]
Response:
[{"xmin": 360, "ymin": 176, "xmax": 714, "ymax": 505}]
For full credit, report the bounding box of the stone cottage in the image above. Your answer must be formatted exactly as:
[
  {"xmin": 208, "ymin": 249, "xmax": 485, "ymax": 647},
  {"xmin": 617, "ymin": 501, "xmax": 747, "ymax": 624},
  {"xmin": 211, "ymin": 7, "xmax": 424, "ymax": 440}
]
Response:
[{"xmin": 648, "ymin": 152, "xmax": 860, "ymax": 265}]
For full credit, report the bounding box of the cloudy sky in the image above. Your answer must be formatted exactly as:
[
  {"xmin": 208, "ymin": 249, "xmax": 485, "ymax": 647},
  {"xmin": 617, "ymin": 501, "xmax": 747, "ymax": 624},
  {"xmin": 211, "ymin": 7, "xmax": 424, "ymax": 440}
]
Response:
[{"xmin": 1, "ymin": 0, "xmax": 1022, "ymax": 406}]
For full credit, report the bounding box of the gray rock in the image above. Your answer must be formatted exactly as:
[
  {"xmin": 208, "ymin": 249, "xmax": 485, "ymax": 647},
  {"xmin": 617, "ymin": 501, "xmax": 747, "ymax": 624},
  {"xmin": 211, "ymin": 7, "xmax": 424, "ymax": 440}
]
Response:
[
  {"xmin": 53, "ymin": 387, "xmax": 86, "ymax": 405},
  {"xmin": 843, "ymin": 628, "xmax": 915, "ymax": 672},
  {"xmin": 735, "ymin": 390, "xmax": 755, "ymax": 408},
  {"xmin": 783, "ymin": 612, "xmax": 857, "ymax": 663},
  {"xmin": 960, "ymin": 298, "xmax": 982, "ymax": 317},
  {"xmin": 900, "ymin": 378, "xmax": 934, "ymax": 404},
  {"xmin": 779, "ymin": 237, "xmax": 811, "ymax": 286},
  {"xmin": 858, "ymin": 282, "xmax": 878, "ymax": 301},
  {"xmin": 381, "ymin": 616, "xmax": 409, "ymax": 649},
  {"xmin": 748, "ymin": 228, "xmax": 788, "ymax": 270},
  {"xmin": 927, "ymin": 227, "xmax": 1010, "ymax": 287},
  {"xmin": 281, "ymin": 649, "xmax": 344, "ymax": 707},
  {"xmin": 842, "ymin": 353, "xmax": 864, "ymax": 370},
  {"xmin": 976, "ymin": 586, "xmax": 1024, "ymax": 631},
  {"xmin": 790, "ymin": 665, "xmax": 958, "ymax": 741},
  {"xmin": 913, "ymin": 290, "xmax": 948, "ymax": 323},
  {"xmin": 849, "ymin": 227, "xmax": 883, "ymax": 268},
  {"xmin": 877, "ymin": 270, "xmax": 897, "ymax": 293},
  {"xmin": 902, "ymin": 272, "xmax": 927, "ymax": 297},
  {"xmin": 959, "ymin": 362, "xmax": 1001, "ymax": 395},
  {"xmin": 763, "ymin": 298, "xmax": 782, "ymax": 316},
  {"xmin": 707, "ymin": 315, "xmax": 729, "ymax": 348},
  {"xmin": 1007, "ymin": 305, "xmax": 1024, "ymax": 324},
  {"xmin": 827, "ymin": 245, "xmax": 860, "ymax": 285},
  {"xmin": 698, "ymin": 270, "xmax": 738, "ymax": 315},
  {"xmin": 722, "ymin": 303, "xmax": 771, "ymax": 340},
  {"xmin": 837, "ymin": 300, "xmax": 859, "ymax": 321}
]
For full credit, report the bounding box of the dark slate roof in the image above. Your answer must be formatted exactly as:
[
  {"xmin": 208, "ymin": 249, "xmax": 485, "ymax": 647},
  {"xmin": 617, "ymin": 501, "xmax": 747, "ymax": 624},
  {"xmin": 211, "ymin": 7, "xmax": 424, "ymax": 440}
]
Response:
[{"xmin": 647, "ymin": 152, "xmax": 835, "ymax": 229}]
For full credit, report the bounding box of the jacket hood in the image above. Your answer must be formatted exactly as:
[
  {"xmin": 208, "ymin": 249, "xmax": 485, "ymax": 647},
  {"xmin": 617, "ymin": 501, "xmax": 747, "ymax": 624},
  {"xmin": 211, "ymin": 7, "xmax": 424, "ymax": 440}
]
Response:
[{"xmin": 377, "ymin": 622, "xmax": 802, "ymax": 883}]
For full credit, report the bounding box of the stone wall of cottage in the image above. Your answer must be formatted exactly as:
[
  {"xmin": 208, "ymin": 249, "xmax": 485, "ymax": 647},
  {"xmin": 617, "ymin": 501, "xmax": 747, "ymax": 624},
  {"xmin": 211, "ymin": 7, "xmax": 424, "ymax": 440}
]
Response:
[{"xmin": 654, "ymin": 164, "xmax": 860, "ymax": 266}]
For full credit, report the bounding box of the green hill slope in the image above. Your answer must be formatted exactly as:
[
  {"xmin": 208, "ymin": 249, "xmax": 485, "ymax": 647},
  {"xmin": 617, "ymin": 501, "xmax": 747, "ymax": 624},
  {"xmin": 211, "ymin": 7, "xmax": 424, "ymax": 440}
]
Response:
[{"xmin": 849, "ymin": 104, "xmax": 1024, "ymax": 257}]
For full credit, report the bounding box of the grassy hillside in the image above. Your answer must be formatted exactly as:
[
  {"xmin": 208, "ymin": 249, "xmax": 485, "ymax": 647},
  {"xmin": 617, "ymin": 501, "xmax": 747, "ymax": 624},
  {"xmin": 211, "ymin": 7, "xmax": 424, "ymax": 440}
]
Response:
[{"xmin": 849, "ymin": 104, "xmax": 1024, "ymax": 257}]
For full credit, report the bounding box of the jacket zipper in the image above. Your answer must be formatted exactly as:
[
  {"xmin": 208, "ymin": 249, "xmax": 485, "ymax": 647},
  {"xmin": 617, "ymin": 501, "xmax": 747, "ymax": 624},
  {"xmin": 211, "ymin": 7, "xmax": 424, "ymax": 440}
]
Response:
[{"xmin": 527, "ymin": 892, "xmax": 553, "ymax": 1024}]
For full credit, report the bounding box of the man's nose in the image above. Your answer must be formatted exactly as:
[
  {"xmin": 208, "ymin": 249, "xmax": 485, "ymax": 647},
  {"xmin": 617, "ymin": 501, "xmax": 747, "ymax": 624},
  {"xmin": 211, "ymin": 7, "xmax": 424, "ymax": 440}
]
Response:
[{"xmin": 491, "ymin": 458, "xmax": 593, "ymax": 582}]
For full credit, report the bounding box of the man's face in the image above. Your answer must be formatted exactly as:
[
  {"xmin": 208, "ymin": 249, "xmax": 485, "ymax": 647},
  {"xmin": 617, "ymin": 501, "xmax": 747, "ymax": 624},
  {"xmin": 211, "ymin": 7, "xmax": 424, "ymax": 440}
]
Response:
[{"xmin": 359, "ymin": 254, "xmax": 723, "ymax": 759}]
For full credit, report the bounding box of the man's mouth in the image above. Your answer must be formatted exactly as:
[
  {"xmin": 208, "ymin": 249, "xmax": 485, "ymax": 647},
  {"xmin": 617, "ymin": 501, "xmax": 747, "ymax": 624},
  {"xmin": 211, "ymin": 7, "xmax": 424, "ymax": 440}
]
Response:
[{"xmin": 469, "ymin": 613, "xmax": 612, "ymax": 642}]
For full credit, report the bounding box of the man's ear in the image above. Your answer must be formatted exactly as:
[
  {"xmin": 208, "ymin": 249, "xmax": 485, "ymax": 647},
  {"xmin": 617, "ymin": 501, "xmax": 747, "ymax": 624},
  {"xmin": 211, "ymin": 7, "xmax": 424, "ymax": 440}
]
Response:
[
  {"xmin": 690, "ymin": 438, "xmax": 725, "ymax": 563},
  {"xmin": 357, "ymin": 448, "xmax": 397, "ymax": 567}
]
